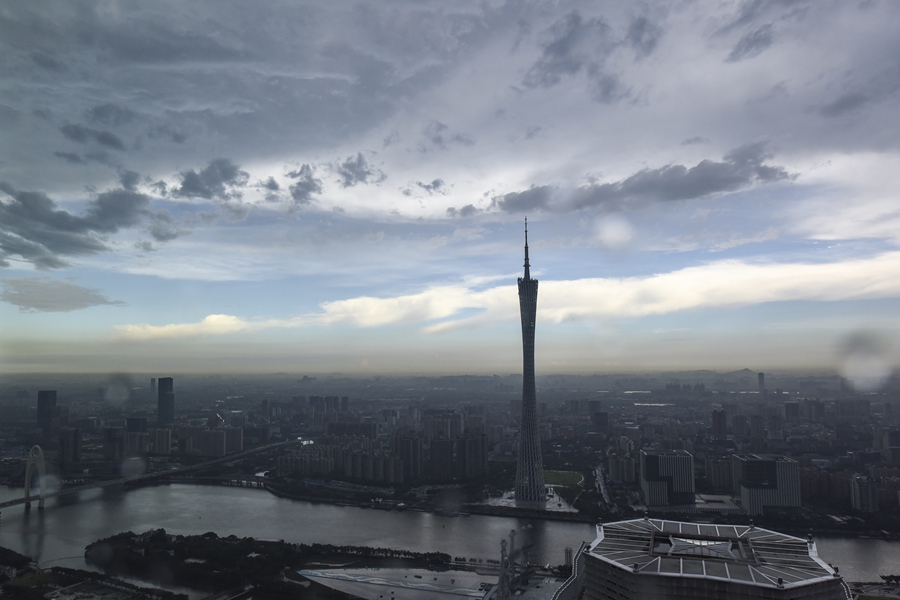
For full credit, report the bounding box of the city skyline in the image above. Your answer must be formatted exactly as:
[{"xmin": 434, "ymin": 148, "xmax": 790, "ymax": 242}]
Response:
[{"xmin": 2, "ymin": 1, "xmax": 900, "ymax": 376}]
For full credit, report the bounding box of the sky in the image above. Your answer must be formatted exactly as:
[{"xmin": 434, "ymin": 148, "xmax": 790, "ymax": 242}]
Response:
[{"xmin": 2, "ymin": 0, "xmax": 900, "ymax": 378}]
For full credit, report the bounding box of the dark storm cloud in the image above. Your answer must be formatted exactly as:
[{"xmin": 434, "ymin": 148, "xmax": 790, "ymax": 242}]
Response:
[
  {"xmin": 0, "ymin": 183, "xmax": 182, "ymax": 268},
  {"xmin": 54, "ymin": 151, "xmax": 85, "ymax": 164},
  {"xmin": 417, "ymin": 179, "xmax": 444, "ymax": 193},
  {"xmin": 147, "ymin": 212, "xmax": 186, "ymax": 242},
  {"xmin": 627, "ymin": 16, "xmax": 662, "ymax": 58},
  {"xmin": 336, "ymin": 153, "xmax": 383, "ymax": 188},
  {"xmin": 256, "ymin": 176, "xmax": 281, "ymax": 202},
  {"xmin": 446, "ymin": 204, "xmax": 479, "ymax": 218},
  {"xmin": 150, "ymin": 181, "xmax": 168, "ymax": 196},
  {"xmin": 59, "ymin": 124, "xmax": 126, "ymax": 151},
  {"xmin": 493, "ymin": 143, "xmax": 791, "ymax": 213},
  {"xmin": 286, "ymin": 164, "xmax": 323, "ymax": 205},
  {"xmin": 31, "ymin": 50, "xmax": 66, "ymax": 72},
  {"xmin": 421, "ymin": 122, "xmax": 474, "ymax": 151},
  {"xmin": 523, "ymin": 12, "xmax": 613, "ymax": 88},
  {"xmin": 523, "ymin": 11, "xmax": 631, "ymax": 103},
  {"xmin": 174, "ymin": 158, "xmax": 249, "ymax": 200},
  {"xmin": 149, "ymin": 125, "xmax": 187, "ymax": 144},
  {"xmin": 86, "ymin": 104, "xmax": 137, "ymax": 126},
  {"xmin": 726, "ymin": 24, "xmax": 775, "ymax": 62},
  {"xmin": 1, "ymin": 277, "xmax": 124, "ymax": 312},
  {"xmin": 719, "ymin": 0, "xmax": 809, "ymax": 33},
  {"xmin": 119, "ymin": 170, "xmax": 141, "ymax": 191},
  {"xmin": 819, "ymin": 93, "xmax": 870, "ymax": 118},
  {"xmin": 491, "ymin": 185, "xmax": 554, "ymax": 213}
]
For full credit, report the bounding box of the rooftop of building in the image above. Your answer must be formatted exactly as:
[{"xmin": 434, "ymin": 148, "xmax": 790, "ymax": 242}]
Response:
[
  {"xmin": 639, "ymin": 449, "xmax": 693, "ymax": 456},
  {"xmin": 733, "ymin": 453, "xmax": 797, "ymax": 462},
  {"xmin": 589, "ymin": 518, "xmax": 840, "ymax": 590}
]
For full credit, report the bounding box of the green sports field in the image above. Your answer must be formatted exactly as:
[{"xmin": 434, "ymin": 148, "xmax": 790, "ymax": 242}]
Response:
[{"xmin": 543, "ymin": 470, "xmax": 584, "ymax": 487}]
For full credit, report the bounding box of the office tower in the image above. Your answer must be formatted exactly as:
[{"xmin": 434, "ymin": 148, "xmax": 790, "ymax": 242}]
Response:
[
  {"xmin": 748, "ymin": 413, "xmax": 766, "ymax": 437},
  {"xmin": 150, "ymin": 378, "xmax": 156, "ymax": 394},
  {"xmin": 592, "ymin": 411, "xmax": 609, "ymax": 434},
  {"xmin": 758, "ymin": 372, "xmax": 766, "ymax": 394},
  {"xmin": 583, "ymin": 519, "xmax": 848, "ymax": 600},
  {"xmin": 37, "ymin": 390, "xmax": 58, "ymax": 438},
  {"xmin": 851, "ymin": 475, "xmax": 879, "ymax": 513},
  {"xmin": 103, "ymin": 427, "xmax": 126, "ymax": 462},
  {"xmin": 711, "ymin": 408, "xmax": 727, "ymax": 439},
  {"xmin": 706, "ymin": 457, "xmax": 733, "ymax": 492},
  {"xmin": 58, "ymin": 427, "xmax": 81, "ymax": 471},
  {"xmin": 732, "ymin": 414, "xmax": 748, "ymax": 437},
  {"xmin": 639, "ymin": 449, "xmax": 695, "ymax": 506},
  {"xmin": 515, "ymin": 219, "xmax": 546, "ymax": 505},
  {"xmin": 157, "ymin": 377, "xmax": 175, "ymax": 426},
  {"xmin": 732, "ymin": 454, "xmax": 801, "ymax": 516}
]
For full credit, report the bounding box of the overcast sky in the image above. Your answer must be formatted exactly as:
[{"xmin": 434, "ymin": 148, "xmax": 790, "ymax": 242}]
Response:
[{"xmin": 2, "ymin": 0, "xmax": 899, "ymax": 378}]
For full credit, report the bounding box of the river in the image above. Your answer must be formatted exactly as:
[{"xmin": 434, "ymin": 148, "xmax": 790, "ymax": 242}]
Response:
[{"xmin": 0, "ymin": 484, "xmax": 897, "ymax": 584}]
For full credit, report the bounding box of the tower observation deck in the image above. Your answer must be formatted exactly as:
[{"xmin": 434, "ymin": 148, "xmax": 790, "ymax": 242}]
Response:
[{"xmin": 515, "ymin": 218, "xmax": 546, "ymax": 506}]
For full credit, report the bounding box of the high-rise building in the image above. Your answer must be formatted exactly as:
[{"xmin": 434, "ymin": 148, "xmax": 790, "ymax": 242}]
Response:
[
  {"xmin": 515, "ymin": 219, "xmax": 546, "ymax": 505},
  {"xmin": 126, "ymin": 417, "xmax": 148, "ymax": 433},
  {"xmin": 456, "ymin": 434, "xmax": 489, "ymax": 479},
  {"xmin": 200, "ymin": 429, "xmax": 226, "ymax": 457},
  {"xmin": 851, "ymin": 475, "xmax": 879, "ymax": 513},
  {"xmin": 711, "ymin": 408, "xmax": 727, "ymax": 439},
  {"xmin": 395, "ymin": 432, "xmax": 423, "ymax": 480},
  {"xmin": 224, "ymin": 426, "xmax": 244, "ymax": 453},
  {"xmin": 429, "ymin": 436, "xmax": 456, "ymax": 481},
  {"xmin": 732, "ymin": 454, "xmax": 801, "ymax": 516},
  {"xmin": 37, "ymin": 390, "xmax": 58, "ymax": 438},
  {"xmin": 640, "ymin": 449, "xmax": 695, "ymax": 506},
  {"xmin": 592, "ymin": 411, "xmax": 609, "ymax": 434},
  {"xmin": 157, "ymin": 377, "xmax": 175, "ymax": 426},
  {"xmin": 732, "ymin": 414, "xmax": 748, "ymax": 437},
  {"xmin": 153, "ymin": 428, "xmax": 172, "ymax": 454},
  {"xmin": 758, "ymin": 372, "xmax": 766, "ymax": 394},
  {"xmin": 58, "ymin": 427, "xmax": 81, "ymax": 471},
  {"xmin": 749, "ymin": 414, "xmax": 767, "ymax": 439},
  {"xmin": 583, "ymin": 518, "xmax": 848, "ymax": 600},
  {"xmin": 608, "ymin": 455, "xmax": 635, "ymax": 483}
]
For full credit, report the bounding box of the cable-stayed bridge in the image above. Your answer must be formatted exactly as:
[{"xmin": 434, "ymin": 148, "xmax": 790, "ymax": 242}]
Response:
[{"xmin": 0, "ymin": 438, "xmax": 303, "ymax": 511}]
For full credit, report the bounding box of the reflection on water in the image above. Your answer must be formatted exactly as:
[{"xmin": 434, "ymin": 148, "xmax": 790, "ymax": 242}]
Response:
[{"xmin": 0, "ymin": 484, "xmax": 896, "ymax": 583}]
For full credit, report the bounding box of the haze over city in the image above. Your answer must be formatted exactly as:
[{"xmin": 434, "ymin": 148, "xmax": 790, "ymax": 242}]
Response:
[{"xmin": 2, "ymin": 0, "xmax": 900, "ymax": 375}]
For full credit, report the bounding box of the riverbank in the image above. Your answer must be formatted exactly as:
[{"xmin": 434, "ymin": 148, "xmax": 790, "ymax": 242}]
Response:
[
  {"xmin": 170, "ymin": 477, "xmax": 900, "ymax": 538},
  {"xmin": 85, "ymin": 529, "xmax": 454, "ymax": 594}
]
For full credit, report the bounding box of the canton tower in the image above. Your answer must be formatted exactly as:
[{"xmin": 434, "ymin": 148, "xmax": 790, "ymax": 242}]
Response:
[{"xmin": 515, "ymin": 218, "xmax": 546, "ymax": 505}]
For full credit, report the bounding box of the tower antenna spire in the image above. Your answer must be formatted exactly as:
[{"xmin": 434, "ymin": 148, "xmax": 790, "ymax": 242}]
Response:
[{"xmin": 523, "ymin": 217, "xmax": 531, "ymax": 280}]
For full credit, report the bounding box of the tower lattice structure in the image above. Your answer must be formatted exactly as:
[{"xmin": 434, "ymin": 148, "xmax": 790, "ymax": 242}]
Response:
[{"xmin": 515, "ymin": 218, "xmax": 546, "ymax": 505}]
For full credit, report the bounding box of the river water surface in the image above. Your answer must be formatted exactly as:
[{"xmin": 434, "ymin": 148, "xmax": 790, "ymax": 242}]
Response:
[{"xmin": 0, "ymin": 484, "xmax": 897, "ymax": 584}]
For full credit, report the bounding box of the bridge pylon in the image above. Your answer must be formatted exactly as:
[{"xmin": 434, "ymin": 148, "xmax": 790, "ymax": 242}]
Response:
[{"xmin": 24, "ymin": 445, "xmax": 47, "ymax": 511}]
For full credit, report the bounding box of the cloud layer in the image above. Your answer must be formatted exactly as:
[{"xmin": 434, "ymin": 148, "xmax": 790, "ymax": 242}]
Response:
[
  {"xmin": 110, "ymin": 251, "xmax": 900, "ymax": 339},
  {"xmin": 3, "ymin": 1, "xmax": 900, "ymax": 372},
  {"xmin": 2, "ymin": 277, "xmax": 124, "ymax": 312}
]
